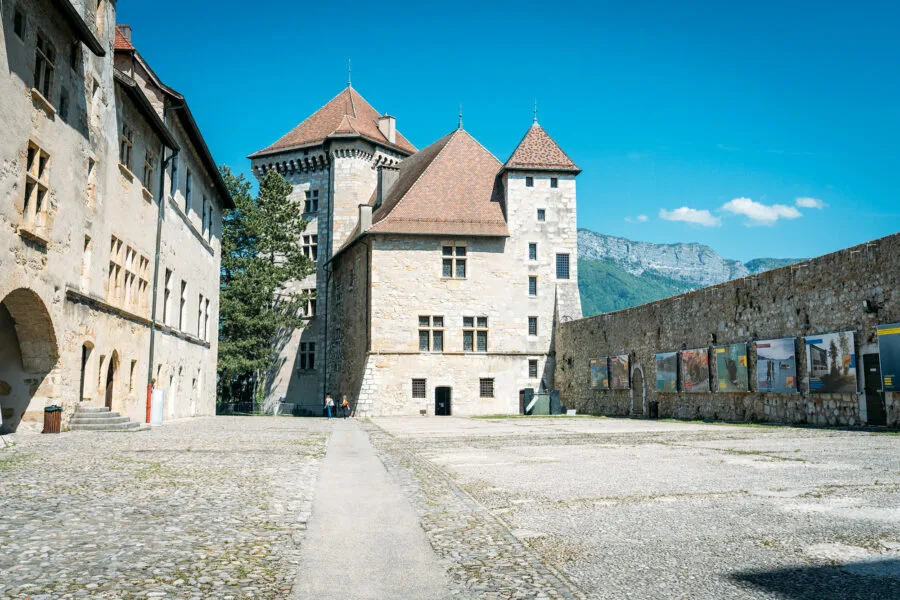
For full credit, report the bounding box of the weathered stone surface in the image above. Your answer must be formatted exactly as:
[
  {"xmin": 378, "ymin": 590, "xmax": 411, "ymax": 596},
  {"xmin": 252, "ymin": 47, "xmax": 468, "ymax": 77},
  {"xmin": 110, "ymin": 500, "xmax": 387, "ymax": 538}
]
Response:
[{"xmin": 556, "ymin": 233, "xmax": 900, "ymax": 426}]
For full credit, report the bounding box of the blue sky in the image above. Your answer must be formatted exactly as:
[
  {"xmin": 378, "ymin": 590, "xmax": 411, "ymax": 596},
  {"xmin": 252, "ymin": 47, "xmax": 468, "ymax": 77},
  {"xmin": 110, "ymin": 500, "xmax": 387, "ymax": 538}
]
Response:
[{"xmin": 118, "ymin": 0, "xmax": 899, "ymax": 262}]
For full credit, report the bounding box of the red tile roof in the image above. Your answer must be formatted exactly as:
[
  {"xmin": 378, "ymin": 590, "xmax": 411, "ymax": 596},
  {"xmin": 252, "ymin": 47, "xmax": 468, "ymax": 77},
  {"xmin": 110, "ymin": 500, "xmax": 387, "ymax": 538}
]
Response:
[
  {"xmin": 503, "ymin": 122, "xmax": 580, "ymax": 173},
  {"xmin": 114, "ymin": 25, "xmax": 134, "ymax": 51},
  {"xmin": 250, "ymin": 87, "xmax": 417, "ymax": 158},
  {"xmin": 368, "ymin": 129, "xmax": 509, "ymax": 237}
]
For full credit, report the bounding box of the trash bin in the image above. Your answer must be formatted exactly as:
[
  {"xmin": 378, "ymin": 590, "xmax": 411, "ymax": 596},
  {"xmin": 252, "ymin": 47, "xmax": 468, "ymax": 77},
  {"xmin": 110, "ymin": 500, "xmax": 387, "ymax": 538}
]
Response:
[
  {"xmin": 648, "ymin": 401, "xmax": 659, "ymax": 420},
  {"xmin": 43, "ymin": 405, "xmax": 63, "ymax": 434}
]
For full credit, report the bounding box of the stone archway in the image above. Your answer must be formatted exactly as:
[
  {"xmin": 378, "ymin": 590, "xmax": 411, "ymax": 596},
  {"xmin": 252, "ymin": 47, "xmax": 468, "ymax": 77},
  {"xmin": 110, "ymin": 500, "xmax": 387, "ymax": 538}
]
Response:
[
  {"xmin": 632, "ymin": 366, "xmax": 645, "ymax": 416},
  {"xmin": 0, "ymin": 288, "xmax": 59, "ymax": 433},
  {"xmin": 105, "ymin": 351, "xmax": 119, "ymax": 410}
]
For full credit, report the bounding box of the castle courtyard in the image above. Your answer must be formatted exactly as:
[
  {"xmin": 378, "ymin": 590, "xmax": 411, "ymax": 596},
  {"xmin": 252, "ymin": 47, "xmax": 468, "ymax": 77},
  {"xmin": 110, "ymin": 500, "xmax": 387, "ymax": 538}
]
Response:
[{"xmin": 1, "ymin": 417, "xmax": 898, "ymax": 599}]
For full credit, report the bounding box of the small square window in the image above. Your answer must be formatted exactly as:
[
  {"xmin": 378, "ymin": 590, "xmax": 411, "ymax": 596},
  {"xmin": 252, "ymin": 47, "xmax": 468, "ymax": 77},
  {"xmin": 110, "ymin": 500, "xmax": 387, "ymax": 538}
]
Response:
[
  {"xmin": 442, "ymin": 245, "xmax": 453, "ymax": 256},
  {"xmin": 525, "ymin": 176, "xmax": 534, "ymax": 187},
  {"xmin": 432, "ymin": 316, "xmax": 444, "ymax": 328},
  {"xmin": 529, "ymin": 359, "xmax": 539, "ymax": 378},
  {"xmin": 528, "ymin": 276, "xmax": 537, "ymax": 296},
  {"xmin": 550, "ymin": 177, "xmax": 558, "ymax": 188},
  {"xmin": 537, "ymin": 209, "xmax": 546, "ymax": 222},
  {"xmin": 479, "ymin": 378, "xmax": 494, "ymax": 398},
  {"xmin": 419, "ymin": 315, "xmax": 431, "ymax": 327},
  {"xmin": 477, "ymin": 316, "xmax": 488, "ymax": 328},
  {"xmin": 528, "ymin": 243, "xmax": 537, "ymax": 260},
  {"xmin": 528, "ymin": 316, "xmax": 538, "ymax": 336},
  {"xmin": 455, "ymin": 246, "xmax": 466, "ymax": 257},
  {"xmin": 412, "ymin": 379, "xmax": 426, "ymax": 398},
  {"xmin": 463, "ymin": 316, "xmax": 474, "ymax": 328}
]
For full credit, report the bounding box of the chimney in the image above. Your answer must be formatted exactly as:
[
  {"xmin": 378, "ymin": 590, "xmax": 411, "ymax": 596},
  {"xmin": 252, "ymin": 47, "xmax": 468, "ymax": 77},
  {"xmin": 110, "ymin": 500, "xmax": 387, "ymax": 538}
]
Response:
[
  {"xmin": 118, "ymin": 24, "xmax": 133, "ymax": 42},
  {"xmin": 376, "ymin": 165, "xmax": 399, "ymax": 209},
  {"xmin": 358, "ymin": 204, "xmax": 373, "ymax": 232},
  {"xmin": 378, "ymin": 114, "xmax": 396, "ymax": 144}
]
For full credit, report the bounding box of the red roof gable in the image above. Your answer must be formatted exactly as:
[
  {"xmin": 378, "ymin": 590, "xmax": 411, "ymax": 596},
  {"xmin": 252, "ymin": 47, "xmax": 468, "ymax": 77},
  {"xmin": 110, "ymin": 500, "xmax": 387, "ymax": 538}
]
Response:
[{"xmin": 504, "ymin": 122, "xmax": 580, "ymax": 173}]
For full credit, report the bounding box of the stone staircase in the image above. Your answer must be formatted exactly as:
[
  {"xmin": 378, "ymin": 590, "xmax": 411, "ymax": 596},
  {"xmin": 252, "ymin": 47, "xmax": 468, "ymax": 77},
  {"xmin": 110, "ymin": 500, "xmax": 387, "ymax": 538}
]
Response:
[{"xmin": 69, "ymin": 405, "xmax": 145, "ymax": 432}]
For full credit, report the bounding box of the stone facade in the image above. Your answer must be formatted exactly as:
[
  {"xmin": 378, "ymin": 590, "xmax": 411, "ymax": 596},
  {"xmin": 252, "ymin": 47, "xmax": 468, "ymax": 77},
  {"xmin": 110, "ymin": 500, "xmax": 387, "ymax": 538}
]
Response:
[
  {"xmin": 0, "ymin": 1, "xmax": 229, "ymax": 432},
  {"xmin": 555, "ymin": 233, "xmax": 900, "ymax": 427}
]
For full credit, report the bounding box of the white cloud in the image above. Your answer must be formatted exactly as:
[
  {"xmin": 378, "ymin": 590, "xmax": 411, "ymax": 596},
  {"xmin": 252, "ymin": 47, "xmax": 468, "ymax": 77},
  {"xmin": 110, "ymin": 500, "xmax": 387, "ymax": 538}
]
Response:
[
  {"xmin": 721, "ymin": 197, "xmax": 801, "ymax": 226},
  {"xmin": 637, "ymin": 214, "xmax": 649, "ymax": 222},
  {"xmin": 624, "ymin": 214, "xmax": 649, "ymax": 223},
  {"xmin": 658, "ymin": 207, "xmax": 721, "ymax": 227},
  {"xmin": 796, "ymin": 197, "xmax": 827, "ymax": 209}
]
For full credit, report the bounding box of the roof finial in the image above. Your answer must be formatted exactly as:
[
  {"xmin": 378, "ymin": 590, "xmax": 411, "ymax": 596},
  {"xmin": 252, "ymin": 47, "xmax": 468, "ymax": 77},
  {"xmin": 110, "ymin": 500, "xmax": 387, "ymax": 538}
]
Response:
[
  {"xmin": 533, "ymin": 98, "xmax": 538, "ymax": 124},
  {"xmin": 458, "ymin": 104, "xmax": 463, "ymax": 130},
  {"xmin": 347, "ymin": 58, "xmax": 352, "ymax": 87}
]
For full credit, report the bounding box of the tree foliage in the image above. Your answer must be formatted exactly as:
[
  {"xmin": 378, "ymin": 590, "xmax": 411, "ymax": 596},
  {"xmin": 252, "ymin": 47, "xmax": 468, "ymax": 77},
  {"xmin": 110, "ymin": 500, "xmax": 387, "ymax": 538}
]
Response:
[{"xmin": 217, "ymin": 167, "xmax": 314, "ymax": 397}]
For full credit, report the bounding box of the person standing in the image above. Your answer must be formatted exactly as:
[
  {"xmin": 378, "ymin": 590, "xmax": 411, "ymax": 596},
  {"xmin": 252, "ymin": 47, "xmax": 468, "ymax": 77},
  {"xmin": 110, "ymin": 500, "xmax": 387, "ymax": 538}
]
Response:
[
  {"xmin": 325, "ymin": 393, "xmax": 334, "ymax": 420},
  {"xmin": 341, "ymin": 395, "xmax": 350, "ymax": 419}
]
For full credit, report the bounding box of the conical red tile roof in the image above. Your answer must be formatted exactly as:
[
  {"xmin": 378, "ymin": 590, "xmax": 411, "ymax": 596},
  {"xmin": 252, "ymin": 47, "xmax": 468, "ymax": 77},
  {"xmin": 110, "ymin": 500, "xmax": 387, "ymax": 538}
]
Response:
[
  {"xmin": 368, "ymin": 129, "xmax": 508, "ymax": 237},
  {"xmin": 249, "ymin": 87, "xmax": 416, "ymax": 158},
  {"xmin": 503, "ymin": 122, "xmax": 580, "ymax": 173}
]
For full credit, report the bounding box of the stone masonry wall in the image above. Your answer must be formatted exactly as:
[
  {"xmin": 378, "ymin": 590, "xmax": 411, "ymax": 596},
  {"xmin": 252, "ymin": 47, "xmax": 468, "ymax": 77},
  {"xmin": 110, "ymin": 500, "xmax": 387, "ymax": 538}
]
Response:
[{"xmin": 555, "ymin": 233, "xmax": 900, "ymax": 427}]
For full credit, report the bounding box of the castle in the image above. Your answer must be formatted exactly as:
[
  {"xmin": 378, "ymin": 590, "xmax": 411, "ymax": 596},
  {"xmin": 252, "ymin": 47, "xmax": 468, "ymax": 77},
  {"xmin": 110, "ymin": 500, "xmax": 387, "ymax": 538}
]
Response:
[{"xmin": 250, "ymin": 87, "xmax": 582, "ymax": 416}]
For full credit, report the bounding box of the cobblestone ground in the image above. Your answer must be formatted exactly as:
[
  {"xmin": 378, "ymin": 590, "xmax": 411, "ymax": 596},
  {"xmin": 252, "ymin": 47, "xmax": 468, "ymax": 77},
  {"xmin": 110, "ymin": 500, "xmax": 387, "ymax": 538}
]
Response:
[
  {"xmin": 0, "ymin": 417, "xmax": 329, "ymax": 599},
  {"xmin": 371, "ymin": 417, "xmax": 900, "ymax": 600}
]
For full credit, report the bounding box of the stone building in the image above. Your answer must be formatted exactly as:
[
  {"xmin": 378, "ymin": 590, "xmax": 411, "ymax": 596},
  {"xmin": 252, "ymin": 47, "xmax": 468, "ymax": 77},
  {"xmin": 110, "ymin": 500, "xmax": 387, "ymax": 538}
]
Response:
[
  {"xmin": 251, "ymin": 87, "xmax": 582, "ymax": 415},
  {"xmin": 0, "ymin": 1, "xmax": 231, "ymax": 433}
]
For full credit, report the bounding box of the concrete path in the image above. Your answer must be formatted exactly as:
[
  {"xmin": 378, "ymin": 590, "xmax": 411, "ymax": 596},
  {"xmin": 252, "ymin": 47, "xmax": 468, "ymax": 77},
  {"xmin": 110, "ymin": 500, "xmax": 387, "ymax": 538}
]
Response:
[{"xmin": 292, "ymin": 420, "xmax": 454, "ymax": 600}]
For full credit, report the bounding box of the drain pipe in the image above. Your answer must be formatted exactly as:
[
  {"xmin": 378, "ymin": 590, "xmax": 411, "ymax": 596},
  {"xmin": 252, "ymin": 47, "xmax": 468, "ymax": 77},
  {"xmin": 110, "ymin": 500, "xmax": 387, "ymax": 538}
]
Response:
[{"xmin": 145, "ymin": 103, "xmax": 183, "ymax": 423}]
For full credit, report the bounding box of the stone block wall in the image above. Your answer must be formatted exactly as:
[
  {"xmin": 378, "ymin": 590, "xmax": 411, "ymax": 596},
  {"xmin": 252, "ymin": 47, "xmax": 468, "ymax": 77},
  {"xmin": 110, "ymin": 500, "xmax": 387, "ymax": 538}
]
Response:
[{"xmin": 555, "ymin": 233, "xmax": 900, "ymax": 426}]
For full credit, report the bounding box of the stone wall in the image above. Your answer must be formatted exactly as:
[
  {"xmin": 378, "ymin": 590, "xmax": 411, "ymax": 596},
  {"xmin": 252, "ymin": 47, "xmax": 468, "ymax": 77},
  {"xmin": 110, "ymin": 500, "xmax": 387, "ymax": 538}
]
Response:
[{"xmin": 555, "ymin": 233, "xmax": 900, "ymax": 426}]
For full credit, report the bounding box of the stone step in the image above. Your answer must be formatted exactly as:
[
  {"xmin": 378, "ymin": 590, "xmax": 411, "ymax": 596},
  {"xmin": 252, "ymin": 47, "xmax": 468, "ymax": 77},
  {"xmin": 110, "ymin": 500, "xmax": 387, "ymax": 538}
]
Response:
[
  {"xmin": 74, "ymin": 406, "xmax": 111, "ymax": 414},
  {"xmin": 69, "ymin": 416, "xmax": 131, "ymax": 425},
  {"xmin": 70, "ymin": 421, "xmax": 142, "ymax": 432},
  {"xmin": 73, "ymin": 411, "xmax": 121, "ymax": 419}
]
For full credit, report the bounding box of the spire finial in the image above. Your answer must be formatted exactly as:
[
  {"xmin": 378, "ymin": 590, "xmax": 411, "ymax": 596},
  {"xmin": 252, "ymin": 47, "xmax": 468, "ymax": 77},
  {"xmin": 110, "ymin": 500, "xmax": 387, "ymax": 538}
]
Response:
[
  {"xmin": 458, "ymin": 104, "xmax": 463, "ymax": 130},
  {"xmin": 533, "ymin": 98, "xmax": 538, "ymax": 124},
  {"xmin": 347, "ymin": 58, "xmax": 352, "ymax": 87}
]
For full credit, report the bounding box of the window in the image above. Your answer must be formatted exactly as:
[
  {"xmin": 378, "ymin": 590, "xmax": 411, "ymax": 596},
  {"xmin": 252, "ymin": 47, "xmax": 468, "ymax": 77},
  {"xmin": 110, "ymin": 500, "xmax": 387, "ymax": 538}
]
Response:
[
  {"xmin": 197, "ymin": 294, "xmax": 204, "ymax": 338},
  {"xmin": 185, "ymin": 169, "xmax": 192, "ymax": 213},
  {"xmin": 525, "ymin": 176, "xmax": 534, "ymax": 187},
  {"xmin": 528, "ymin": 276, "xmax": 537, "ymax": 297},
  {"xmin": 203, "ymin": 298, "xmax": 210, "ymax": 341},
  {"xmin": 59, "ymin": 89, "xmax": 69, "ymax": 121},
  {"xmin": 119, "ymin": 124, "xmax": 133, "ymax": 171},
  {"xmin": 201, "ymin": 196, "xmax": 207, "ymax": 235},
  {"xmin": 303, "ymin": 288, "xmax": 317, "ymax": 317},
  {"xmin": 412, "ymin": 379, "xmax": 426, "ymax": 399},
  {"xmin": 137, "ymin": 254, "xmax": 149, "ymax": 312},
  {"xmin": 129, "ymin": 360, "xmax": 137, "ymax": 392},
  {"xmin": 70, "ymin": 43, "xmax": 80, "ymax": 70},
  {"xmin": 418, "ymin": 315, "xmax": 444, "ymax": 352},
  {"xmin": 537, "ymin": 209, "xmax": 546, "ymax": 222},
  {"xmin": 142, "ymin": 150, "xmax": 154, "ymax": 194},
  {"xmin": 556, "ymin": 253, "xmax": 570, "ymax": 279},
  {"xmin": 163, "ymin": 269, "xmax": 172, "ymax": 325},
  {"xmin": 123, "ymin": 246, "xmax": 137, "ymax": 308},
  {"xmin": 179, "ymin": 280, "xmax": 187, "ymax": 330},
  {"xmin": 107, "ymin": 236, "xmax": 123, "ymax": 303},
  {"xmin": 81, "ymin": 236, "xmax": 92, "ymax": 290},
  {"xmin": 528, "ymin": 243, "xmax": 537, "ymax": 260},
  {"xmin": 207, "ymin": 206, "xmax": 214, "ymax": 240},
  {"xmin": 528, "ymin": 316, "xmax": 538, "ymax": 336},
  {"xmin": 304, "ymin": 189, "xmax": 319, "ymax": 213},
  {"xmin": 463, "ymin": 316, "xmax": 488, "ymax": 352},
  {"xmin": 529, "ymin": 359, "xmax": 539, "ymax": 379},
  {"xmin": 22, "ymin": 141, "xmax": 50, "ymax": 232},
  {"xmin": 551, "ymin": 177, "xmax": 558, "ymax": 188},
  {"xmin": 299, "ymin": 342, "xmax": 316, "ymax": 370},
  {"xmin": 442, "ymin": 245, "xmax": 466, "ymax": 278},
  {"xmin": 14, "ymin": 8, "xmax": 25, "ymax": 39},
  {"xmin": 479, "ymin": 378, "xmax": 494, "ymax": 398},
  {"xmin": 34, "ymin": 34, "xmax": 56, "ymax": 99},
  {"xmin": 302, "ymin": 235, "xmax": 319, "ymax": 262}
]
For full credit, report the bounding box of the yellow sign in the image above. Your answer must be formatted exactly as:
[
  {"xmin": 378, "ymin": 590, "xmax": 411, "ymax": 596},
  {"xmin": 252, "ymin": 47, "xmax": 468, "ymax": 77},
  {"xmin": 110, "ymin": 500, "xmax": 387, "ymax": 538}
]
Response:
[{"xmin": 877, "ymin": 328, "xmax": 900, "ymax": 336}]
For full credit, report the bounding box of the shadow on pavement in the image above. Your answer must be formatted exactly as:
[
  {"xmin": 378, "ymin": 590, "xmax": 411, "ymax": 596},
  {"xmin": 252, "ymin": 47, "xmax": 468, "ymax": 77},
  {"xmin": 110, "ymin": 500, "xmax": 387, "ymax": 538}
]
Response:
[{"xmin": 730, "ymin": 559, "xmax": 900, "ymax": 600}]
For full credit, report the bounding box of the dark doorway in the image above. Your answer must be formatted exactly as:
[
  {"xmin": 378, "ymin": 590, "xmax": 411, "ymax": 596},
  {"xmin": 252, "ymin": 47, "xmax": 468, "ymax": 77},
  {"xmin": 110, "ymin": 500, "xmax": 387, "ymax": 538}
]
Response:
[
  {"xmin": 632, "ymin": 369, "xmax": 644, "ymax": 415},
  {"xmin": 79, "ymin": 343, "xmax": 92, "ymax": 402},
  {"xmin": 435, "ymin": 387, "xmax": 451, "ymax": 416},
  {"xmin": 863, "ymin": 354, "xmax": 887, "ymax": 426},
  {"xmin": 105, "ymin": 352, "xmax": 117, "ymax": 410},
  {"xmin": 519, "ymin": 389, "xmax": 526, "ymax": 415}
]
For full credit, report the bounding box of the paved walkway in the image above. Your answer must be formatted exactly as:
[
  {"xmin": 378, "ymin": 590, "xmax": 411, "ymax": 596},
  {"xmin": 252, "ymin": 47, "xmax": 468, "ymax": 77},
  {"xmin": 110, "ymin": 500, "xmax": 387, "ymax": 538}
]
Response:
[{"xmin": 292, "ymin": 420, "xmax": 454, "ymax": 600}]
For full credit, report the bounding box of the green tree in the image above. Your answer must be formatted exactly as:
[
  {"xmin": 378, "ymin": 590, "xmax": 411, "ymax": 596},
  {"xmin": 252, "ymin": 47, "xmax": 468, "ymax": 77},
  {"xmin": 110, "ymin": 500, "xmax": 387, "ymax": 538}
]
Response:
[{"xmin": 217, "ymin": 166, "xmax": 314, "ymax": 403}]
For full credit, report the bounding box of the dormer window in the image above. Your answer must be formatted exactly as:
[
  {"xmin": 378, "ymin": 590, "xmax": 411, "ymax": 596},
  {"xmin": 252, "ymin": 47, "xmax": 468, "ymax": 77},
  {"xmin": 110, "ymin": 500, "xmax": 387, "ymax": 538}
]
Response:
[{"xmin": 525, "ymin": 176, "xmax": 534, "ymax": 187}]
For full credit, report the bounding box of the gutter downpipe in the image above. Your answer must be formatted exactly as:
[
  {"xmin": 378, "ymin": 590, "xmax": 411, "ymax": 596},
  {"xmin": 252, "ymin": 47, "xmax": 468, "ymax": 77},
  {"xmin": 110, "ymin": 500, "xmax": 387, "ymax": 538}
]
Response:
[
  {"xmin": 322, "ymin": 148, "xmax": 333, "ymax": 408},
  {"xmin": 146, "ymin": 103, "xmax": 183, "ymax": 423}
]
